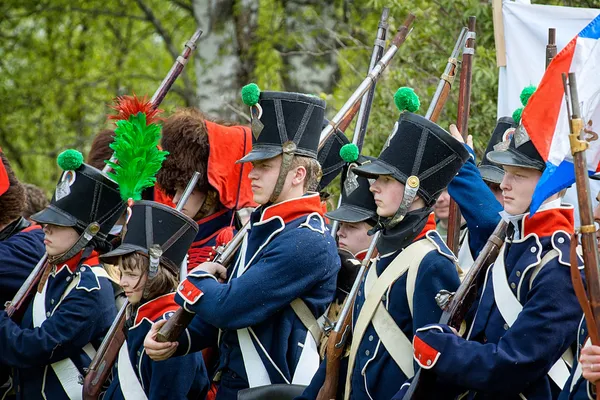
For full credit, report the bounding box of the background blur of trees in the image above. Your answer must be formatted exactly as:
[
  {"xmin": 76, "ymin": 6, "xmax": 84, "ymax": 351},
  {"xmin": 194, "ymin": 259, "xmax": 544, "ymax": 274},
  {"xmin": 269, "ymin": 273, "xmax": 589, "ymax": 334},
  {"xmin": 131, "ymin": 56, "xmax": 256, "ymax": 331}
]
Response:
[{"xmin": 0, "ymin": 0, "xmax": 596, "ymax": 195}]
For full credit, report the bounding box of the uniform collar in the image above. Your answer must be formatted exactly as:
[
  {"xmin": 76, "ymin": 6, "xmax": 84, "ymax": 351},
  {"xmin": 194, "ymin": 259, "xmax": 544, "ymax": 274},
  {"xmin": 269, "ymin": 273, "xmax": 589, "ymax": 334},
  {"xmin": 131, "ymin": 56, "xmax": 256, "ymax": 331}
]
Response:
[
  {"xmin": 500, "ymin": 198, "xmax": 573, "ymax": 240},
  {"xmin": 355, "ymin": 249, "xmax": 368, "ymax": 261},
  {"xmin": 133, "ymin": 292, "xmax": 179, "ymax": 327},
  {"xmin": 259, "ymin": 192, "xmax": 324, "ymax": 224},
  {"xmin": 54, "ymin": 250, "xmax": 100, "ymax": 274},
  {"xmin": 415, "ymin": 213, "xmax": 436, "ymax": 241}
]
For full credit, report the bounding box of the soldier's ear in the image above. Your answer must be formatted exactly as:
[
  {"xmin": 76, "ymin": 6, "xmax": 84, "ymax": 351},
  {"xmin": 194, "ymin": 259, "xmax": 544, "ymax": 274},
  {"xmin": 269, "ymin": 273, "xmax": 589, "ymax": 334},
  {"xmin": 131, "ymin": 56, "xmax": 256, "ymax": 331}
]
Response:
[{"xmin": 291, "ymin": 165, "xmax": 307, "ymax": 187}]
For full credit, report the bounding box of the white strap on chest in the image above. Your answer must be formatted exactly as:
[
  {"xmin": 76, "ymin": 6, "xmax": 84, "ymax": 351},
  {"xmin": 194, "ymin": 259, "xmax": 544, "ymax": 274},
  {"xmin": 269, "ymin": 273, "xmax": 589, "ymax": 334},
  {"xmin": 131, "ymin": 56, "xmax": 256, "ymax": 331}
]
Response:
[
  {"xmin": 344, "ymin": 239, "xmax": 435, "ymax": 400},
  {"xmin": 233, "ymin": 228, "xmax": 320, "ymax": 387},
  {"xmin": 457, "ymin": 231, "xmax": 475, "ymax": 273},
  {"xmin": 117, "ymin": 341, "xmax": 148, "ymax": 400},
  {"xmin": 32, "ymin": 266, "xmax": 108, "ymax": 399},
  {"xmin": 492, "ymin": 246, "xmax": 571, "ymax": 389}
]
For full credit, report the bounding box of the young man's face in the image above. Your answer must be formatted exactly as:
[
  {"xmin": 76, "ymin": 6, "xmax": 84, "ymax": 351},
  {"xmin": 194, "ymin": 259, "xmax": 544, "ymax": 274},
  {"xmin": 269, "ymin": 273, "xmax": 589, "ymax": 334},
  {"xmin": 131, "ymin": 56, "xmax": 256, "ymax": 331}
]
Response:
[
  {"xmin": 369, "ymin": 175, "xmax": 405, "ymax": 218},
  {"xmin": 500, "ymin": 165, "xmax": 542, "ymax": 215},
  {"xmin": 43, "ymin": 224, "xmax": 79, "ymax": 256},
  {"xmin": 249, "ymin": 156, "xmax": 283, "ymax": 205},
  {"xmin": 173, "ymin": 187, "xmax": 206, "ymax": 220},
  {"xmin": 433, "ymin": 190, "xmax": 450, "ymax": 222},
  {"xmin": 337, "ymin": 221, "xmax": 373, "ymax": 256},
  {"xmin": 119, "ymin": 264, "xmax": 147, "ymax": 305}
]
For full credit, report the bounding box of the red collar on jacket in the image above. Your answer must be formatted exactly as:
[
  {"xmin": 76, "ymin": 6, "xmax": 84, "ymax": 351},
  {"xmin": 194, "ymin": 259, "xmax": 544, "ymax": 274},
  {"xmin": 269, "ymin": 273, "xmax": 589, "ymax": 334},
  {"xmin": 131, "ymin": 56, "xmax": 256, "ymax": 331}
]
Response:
[
  {"xmin": 55, "ymin": 250, "xmax": 100, "ymax": 274},
  {"xmin": 355, "ymin": 249, "xmax": 368, "ymax": 261},
  {"xmin": 414, "ymin": 213, "xmax": 437, "ymax": 242},
  {"xmin": 134, "ymin": 293, "xmax": 179, "ymax": 326},
  {"xmin": 260, "ymin": 193, "xmax": 324, "ymax": 224},
  {"xmin": 520, "ymin": 205, "xmax": 574, "ymax": 238}
]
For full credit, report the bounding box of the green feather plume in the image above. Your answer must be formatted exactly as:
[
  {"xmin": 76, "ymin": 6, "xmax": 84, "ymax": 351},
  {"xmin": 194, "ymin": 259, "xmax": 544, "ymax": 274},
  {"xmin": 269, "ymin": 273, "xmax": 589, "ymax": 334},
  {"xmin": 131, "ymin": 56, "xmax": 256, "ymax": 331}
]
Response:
[
  {"xmin": 394, "ymin": 87, "xmax": 420, "ymax": 113},
  {"xmin": 241, "ymin": 83, "xmax": 261, "ymax": 106},
  {"xmin": 105, "ymin": 112, "xmax": 168, "ymax": 201},
  {"xmin": 57, "ymin": 149, "xmax": 84, "ymax": 171},
  {"xmin": 520, "ymin": 85, "xmax": 537, "ymax": 106},
  {"xmin": 340, "ymin": 143, "xmax": 359, "ymax": 163}
]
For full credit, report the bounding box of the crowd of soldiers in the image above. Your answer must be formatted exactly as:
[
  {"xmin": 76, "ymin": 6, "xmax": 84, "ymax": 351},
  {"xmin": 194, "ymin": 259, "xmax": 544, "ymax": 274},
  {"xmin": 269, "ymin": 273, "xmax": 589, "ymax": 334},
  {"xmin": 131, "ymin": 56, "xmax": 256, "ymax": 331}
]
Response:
[{"xmin": 2, "ymin": 28, "xmax": 600, "ymax": 400}]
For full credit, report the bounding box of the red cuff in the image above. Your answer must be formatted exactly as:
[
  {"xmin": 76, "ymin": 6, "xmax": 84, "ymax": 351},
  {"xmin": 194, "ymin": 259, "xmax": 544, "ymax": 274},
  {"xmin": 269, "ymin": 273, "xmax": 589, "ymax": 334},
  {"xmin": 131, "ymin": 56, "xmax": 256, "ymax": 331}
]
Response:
[
  {"xmin": 413, "ymin": 335, "xmax": 441, "ymax": 369},
  {"xmin": 178, "ymin": 279, "xmax": 204, "ymax": 304}
]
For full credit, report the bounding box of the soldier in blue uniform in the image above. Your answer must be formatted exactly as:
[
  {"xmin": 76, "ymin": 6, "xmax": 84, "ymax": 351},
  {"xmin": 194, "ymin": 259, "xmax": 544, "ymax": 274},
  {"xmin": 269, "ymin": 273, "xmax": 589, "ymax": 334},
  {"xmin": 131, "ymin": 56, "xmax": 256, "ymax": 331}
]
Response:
[
  {"xmin": 0, "ymin": 149, "xmax": 46, "ymax": 311},
  {"xmin": 0, "ymin": 149, "xmax": 124, "ymax": 399},
  {"xmin": 409, "ymin": 121, "xmax": 583, "ymax": 399},
  {"xmin": 143, "ymin": 85, "xmax": 340, "ymax": 400},
  {"xmin": 100, "ymin": 200, "xmax": 209, "ymax": 399},
  {"xmin": 299, "ymin": 87, "xmax": 469, "ymax": 400}
]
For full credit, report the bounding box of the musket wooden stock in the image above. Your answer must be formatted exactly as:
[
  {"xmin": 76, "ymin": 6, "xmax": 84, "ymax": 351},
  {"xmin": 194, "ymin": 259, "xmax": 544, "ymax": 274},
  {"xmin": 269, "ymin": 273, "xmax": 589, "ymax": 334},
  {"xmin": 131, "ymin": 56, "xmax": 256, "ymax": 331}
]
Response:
[
  {"xmin": 447, "ymin": 16, "xmax": 476, "ymax": 255},
  {"xmin": 563, "ymin": 72, "xmax": 600, "ymax": 399},
  {"xmin": 83, "ymin": 302, "xmax": 127, "ymax": 400},
  {"xmin": 402, "ymin": 220, "xmax": 507, "ymax": 400}
]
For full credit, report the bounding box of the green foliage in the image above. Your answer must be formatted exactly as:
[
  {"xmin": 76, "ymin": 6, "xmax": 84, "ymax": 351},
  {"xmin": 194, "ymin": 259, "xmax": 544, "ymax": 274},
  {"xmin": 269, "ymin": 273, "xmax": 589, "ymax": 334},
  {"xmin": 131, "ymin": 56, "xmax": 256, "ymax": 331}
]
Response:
[
  {"xmin": 520, "ymin": 85, "xmax": 537, "ymax": 106},
  {"xmin": 394, "ymin": 87, "xmax": 420, "ymax": 113},
  {"xmin": 57, "ymin": 149, "xmax": 84, "ymax": 171},
  {"xmin": 106, "ymin": 113, "xmax": 168, "ymax": 201},
  {"xmin": 340, "ymin": 143, "xmax": 360, "ymax": 163},
  {"xmin": 241, "ymin": 83, "xmax": 261, "ymax": 106}
]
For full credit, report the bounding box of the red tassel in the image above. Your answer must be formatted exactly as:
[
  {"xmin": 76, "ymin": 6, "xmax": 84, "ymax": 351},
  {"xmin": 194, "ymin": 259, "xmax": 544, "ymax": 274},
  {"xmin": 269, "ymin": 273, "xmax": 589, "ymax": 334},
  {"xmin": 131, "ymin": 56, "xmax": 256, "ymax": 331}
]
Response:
[
  {"xmin": 215, "ymin": 226, "xmax": 235, "ymax": 247},
  {"xmin": 108, "ymin": 94, "xmax": 162, "ymax": 125}
]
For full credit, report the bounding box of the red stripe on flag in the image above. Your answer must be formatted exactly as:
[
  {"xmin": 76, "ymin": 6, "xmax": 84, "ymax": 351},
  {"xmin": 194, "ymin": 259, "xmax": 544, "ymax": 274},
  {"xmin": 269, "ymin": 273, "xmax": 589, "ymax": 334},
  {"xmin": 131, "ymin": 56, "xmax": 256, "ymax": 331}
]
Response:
[{"xmin": 522, "ymin": 37, "xmax": 577, "ymax": 161}]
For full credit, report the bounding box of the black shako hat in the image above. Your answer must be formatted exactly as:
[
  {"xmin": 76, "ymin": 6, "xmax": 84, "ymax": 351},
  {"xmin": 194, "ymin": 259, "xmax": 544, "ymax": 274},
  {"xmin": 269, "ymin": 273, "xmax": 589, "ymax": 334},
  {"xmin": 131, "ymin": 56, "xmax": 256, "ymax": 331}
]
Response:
[
  {"xmin": 317, "ymin": 119, "xmax": 350, "ymax": 192},
  {"xmin": 237, "ymin": 90, "xmax": 326, "ymax": 163},
  {"xmin": 478, "ymin": 116, "xmax": 516, "ymax": 184},
  {"xmin": 353, "ymin": 112, "xmax": 470, "ymax": 206},
  {"xmin": 326, "ymin": 156, "xmax": 377, "ymax": 224},
  {"xmin": 101, "ymin": 200, "xmax": 198, "ymax": 271},
  {"xmin": 486, "ymin": 123, "xmax": 546, "ymax": 171},
  {"xmin": 31, "ymin": 152, "xmax": 125, "ymax": 240}
]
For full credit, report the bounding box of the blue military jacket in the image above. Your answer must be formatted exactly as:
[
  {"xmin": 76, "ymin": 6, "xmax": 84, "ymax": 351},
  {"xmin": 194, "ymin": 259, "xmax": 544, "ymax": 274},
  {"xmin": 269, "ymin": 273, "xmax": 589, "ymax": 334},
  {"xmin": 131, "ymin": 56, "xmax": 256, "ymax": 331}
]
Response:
[
  {"xmin": 103, "ymin": 293, "xmax": 209, "ymax": 400},
  {"xmin": 0, "ymin": 224, "xmax": 46, "ymax": 308},
  {"xmin": 412, "ymin": 205, "xmax": 582, "ymax": 399},
  {"xmin": 0, "ymin": 251, "xmax": 117, "ymax": 400},
  {"xmin": 299, "ymin": 214, "xmax": 461, "ymax": 400},
  {"xmin": 175, "ymin": 193, "xmax": 340, "ymax": 400},
  {"xmin": 559, "ymin": 315, "xmax": 594, "ymax": 400}
]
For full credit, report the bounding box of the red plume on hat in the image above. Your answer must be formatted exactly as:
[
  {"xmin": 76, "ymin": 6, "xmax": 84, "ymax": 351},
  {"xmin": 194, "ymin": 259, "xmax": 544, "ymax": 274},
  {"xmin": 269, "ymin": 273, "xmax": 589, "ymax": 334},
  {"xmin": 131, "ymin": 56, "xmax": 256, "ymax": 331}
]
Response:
[
  {"xmin": 109, "ymin": 94, "xmax": 162, "ymax": 125},
  {"xmin": 0, "ymin": 148, "xmax": 26, "ymax": 225}
]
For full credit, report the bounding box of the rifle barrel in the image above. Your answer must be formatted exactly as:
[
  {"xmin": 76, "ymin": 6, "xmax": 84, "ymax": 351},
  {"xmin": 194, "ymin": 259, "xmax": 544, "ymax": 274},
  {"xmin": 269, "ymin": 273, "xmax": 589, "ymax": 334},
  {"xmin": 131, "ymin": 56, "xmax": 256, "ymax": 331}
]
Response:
[
  {"xmin": 319, "ymin": 13, "xmax": 415, "ymax": 149},
  {"xmin": 446, "ymin": 16, "xmax": 476, "ymax": 255},
  {"xmin": 5, "ymin": 254, "xmax": 48, "ymax": 317}
]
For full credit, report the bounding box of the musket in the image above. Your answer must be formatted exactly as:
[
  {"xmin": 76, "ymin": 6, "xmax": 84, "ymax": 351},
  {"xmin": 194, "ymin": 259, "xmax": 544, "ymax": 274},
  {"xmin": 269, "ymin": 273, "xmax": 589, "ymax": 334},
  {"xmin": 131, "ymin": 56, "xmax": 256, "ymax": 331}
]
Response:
[
  {"xmin": 319, "ymin": 13, "xmax": 416, "ymax": 150},
  {"xmin": 330, "ymin": 7, "xmax": 390, "ymax": 237},
  {"xmin": 83, "ymin": 172, "xmax": 201, "ymax": 399},
  {"xmin": 102, "ymin": 28, "xmax": 203, "ymax": 173},
  {"xmin": 563, "ymin": 72, "xmax": 600, "ymax": 400},
  {"xmin": 546, "ymin": 28, "xmax": 557, "ymax": 70},
  {"xmin": 4, "ymin": 254, "xmax": 47, "ymax": 318},
  {"xmin": 425, "ymin": 27, "xmax": 468, "ymax": 121},
  {"xmin": 446, "ymin": 16, "xmax": 476, "ymax": 255},
  {"xmin": 401, "ymin": 220, "xmax": 507, "ymax": 400}
]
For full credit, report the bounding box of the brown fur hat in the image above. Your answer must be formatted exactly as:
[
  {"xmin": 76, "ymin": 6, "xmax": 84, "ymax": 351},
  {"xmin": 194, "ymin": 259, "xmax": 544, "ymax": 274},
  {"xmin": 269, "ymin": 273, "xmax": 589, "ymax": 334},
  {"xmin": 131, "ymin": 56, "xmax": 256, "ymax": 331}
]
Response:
[
  {"xmin": 87, "ymin": 129, "xmax": 115, "ymax": 170},
  {"xmin": 157, "ymin": 108, "xmax": 210, "ymax": 196},
  {"xmin": 0, "ymin": 152, "xmax": 25, "ymax": 226}
]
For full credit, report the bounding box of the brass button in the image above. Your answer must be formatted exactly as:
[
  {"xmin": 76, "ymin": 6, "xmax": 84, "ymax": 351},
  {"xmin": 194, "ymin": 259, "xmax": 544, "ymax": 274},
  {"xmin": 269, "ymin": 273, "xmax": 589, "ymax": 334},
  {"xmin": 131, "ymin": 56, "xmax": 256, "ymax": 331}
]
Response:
[{"xmin": 510, "ymin": 282, "xmax": 516, "ymax": 289}]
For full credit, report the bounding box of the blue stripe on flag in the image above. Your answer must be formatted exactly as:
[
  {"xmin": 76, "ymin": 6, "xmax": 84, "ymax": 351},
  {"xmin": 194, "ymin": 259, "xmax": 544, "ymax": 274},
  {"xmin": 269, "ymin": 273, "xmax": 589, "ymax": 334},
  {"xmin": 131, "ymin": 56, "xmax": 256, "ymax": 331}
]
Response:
[
  {"xmin": 579, "ymin": 13, "xmax": 600, "ymax": 40},
  {"xmin": 530, "ymin": 161, "xmax": 576, "ymax": 214}
]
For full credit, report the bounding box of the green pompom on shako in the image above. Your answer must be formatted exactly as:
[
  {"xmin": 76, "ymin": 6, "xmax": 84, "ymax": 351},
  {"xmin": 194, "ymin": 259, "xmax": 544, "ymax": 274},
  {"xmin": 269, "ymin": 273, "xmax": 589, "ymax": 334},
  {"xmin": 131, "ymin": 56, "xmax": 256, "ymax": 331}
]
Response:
[
  {"xmin": 520, "ymin": 85, "xmax": 537, "ymax": 107},
  {"xmin": 57, "ymin": 149, "xmax": 84, "ymax": 171},
  {"xmin": 241, "ymin": 83, "xmax": 261, "ymax": 106},
  {"xmin": 394, "ymin": 87, "xmax": 420, "ymax": 113},
  {"xmin": 340, "ymin": 143, "xmax": 359, "ymax": 163},
  {"xmin": 512, "ymin": 107, "xmax": 524, "ymax": 125}
]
